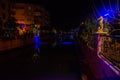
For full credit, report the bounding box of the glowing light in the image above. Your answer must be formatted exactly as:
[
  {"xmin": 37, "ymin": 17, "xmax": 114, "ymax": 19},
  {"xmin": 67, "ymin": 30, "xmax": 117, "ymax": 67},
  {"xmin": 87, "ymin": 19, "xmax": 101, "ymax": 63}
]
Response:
[
  {"xmin": 104, "ymin": 13, "xmax": 109, "ymax": 16},
  {"xmin": 34, "ymin": 36, "xmax": 39, "ymax": 49},
  {"xmin": 20, "ymin": 24, "xmax": 25, "ymax": 28},
  {"xmin": 35, "ymin": 44, "xmax": 39, "ymax": 49},
  {"xmin": 34, "ymin": 36, "xmax": 39, "ymax": 44},
  {"xmin": 59, "ymin": 41, "xmax": 73, "ymax": 45}
]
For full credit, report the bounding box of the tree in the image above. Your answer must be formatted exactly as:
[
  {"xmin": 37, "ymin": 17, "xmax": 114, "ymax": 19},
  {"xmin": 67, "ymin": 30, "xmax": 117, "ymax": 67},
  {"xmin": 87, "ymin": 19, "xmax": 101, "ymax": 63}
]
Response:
[{"xmin": 79, "ymin": 16, "xmax": 97, "ymax": 43}]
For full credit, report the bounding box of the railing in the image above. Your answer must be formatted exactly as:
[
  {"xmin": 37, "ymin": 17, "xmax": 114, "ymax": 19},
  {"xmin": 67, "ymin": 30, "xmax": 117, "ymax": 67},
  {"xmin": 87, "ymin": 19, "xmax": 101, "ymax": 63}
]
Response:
[
  {"xmin": 100, "ymin": 35, "xmax": 120, "ymax": 70},
  {"xmin": 87, "ymin": 33, "xmax": 120, "ymax": 72},
  {"xmin": 87, "ymin": 34, "xmax": 98, "ymax": 50}
]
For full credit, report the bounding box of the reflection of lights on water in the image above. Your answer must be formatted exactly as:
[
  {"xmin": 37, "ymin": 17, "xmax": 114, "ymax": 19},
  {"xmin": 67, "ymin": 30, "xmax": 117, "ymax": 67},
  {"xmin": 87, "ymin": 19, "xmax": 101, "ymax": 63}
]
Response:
[
  {"xmin": 33, "ymin": 36, "xmax": 40, "ymax": 63},
  {"xmin": 32, "ymin": 52, "xmax": 40, "ymax": 63},
  {"xmin": 34, "ymin": 36, "xmax": 39, "ymax": 43},
  {"xmin": 35, "ymin": 44, "xmax": 39, "ymax": 49},
  {"xmin": 59, "ymin": 41, "xmax": 74, "ymax": 45},
  {"xmin": 34, "ymin": 36, "xmax": 39, "ymax": 50},
  {"xmin": 34, "ymin": 35, "xmax": 46, "ymax": 49}
]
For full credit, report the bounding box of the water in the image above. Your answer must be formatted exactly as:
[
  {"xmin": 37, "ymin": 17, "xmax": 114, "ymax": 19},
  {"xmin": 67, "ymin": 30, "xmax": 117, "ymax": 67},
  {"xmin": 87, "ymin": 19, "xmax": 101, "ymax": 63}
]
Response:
[{"xmin": 0, "ymin": 37, "xmax": 83, "ymax": 80}]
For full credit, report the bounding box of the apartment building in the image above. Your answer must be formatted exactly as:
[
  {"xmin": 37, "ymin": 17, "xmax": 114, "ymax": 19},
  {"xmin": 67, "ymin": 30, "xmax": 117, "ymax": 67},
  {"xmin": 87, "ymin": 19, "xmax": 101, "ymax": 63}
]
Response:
[
  {"xmin": 0, "ymin": 0, "xmax": 10, "ymax": 29},
  {"xmin": 10, "ymin": 2, "xmax": 49, "ymax": 28},
  {"xmin": 0, "ymin": 0, "xmax": 50, "ymax": 31}
]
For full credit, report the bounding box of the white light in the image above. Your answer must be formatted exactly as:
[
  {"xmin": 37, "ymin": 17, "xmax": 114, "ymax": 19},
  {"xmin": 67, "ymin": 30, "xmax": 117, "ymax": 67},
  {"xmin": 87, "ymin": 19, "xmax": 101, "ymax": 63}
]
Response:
[{"xmin": 104, "ymin": 13, "xmax": 109, "ymax": 16}]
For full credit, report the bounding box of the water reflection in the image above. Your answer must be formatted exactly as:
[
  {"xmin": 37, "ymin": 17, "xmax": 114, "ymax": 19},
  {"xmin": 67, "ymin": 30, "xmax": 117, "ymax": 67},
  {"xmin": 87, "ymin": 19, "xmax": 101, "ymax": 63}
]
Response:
[
  {"xmin": 34, "ymin": 36, "xmax": 39, "ymax": 50},
  {"xmin": 59, "ymin": 41, "xmax": 74, "ymax": 45},
  {"xmin": 32, "ymin": 34, "xmax": 76, "ymax": 63},
  {"xmin": 33, "ymin": 36, "xmax": 40, "ymax": 63}
]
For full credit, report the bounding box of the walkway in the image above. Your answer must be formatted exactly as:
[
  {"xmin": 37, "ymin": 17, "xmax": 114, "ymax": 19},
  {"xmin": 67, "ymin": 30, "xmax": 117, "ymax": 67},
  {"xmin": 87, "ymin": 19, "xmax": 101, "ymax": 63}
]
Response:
[{"xmin": 79, "ymin": 40, "xmax": 120, "ymax": 80}]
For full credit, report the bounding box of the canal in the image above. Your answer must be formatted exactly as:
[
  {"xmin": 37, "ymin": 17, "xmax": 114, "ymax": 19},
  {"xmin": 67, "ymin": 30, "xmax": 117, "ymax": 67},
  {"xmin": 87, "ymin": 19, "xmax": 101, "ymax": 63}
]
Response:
[{"xmin": 0, "ymin": 36, "xmax": 95, "ymax": 80}]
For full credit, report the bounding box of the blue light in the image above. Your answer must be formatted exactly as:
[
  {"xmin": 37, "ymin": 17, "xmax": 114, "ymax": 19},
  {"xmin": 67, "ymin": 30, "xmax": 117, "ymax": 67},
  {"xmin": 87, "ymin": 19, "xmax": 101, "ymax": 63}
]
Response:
[
  {"xmin": 34, "ymin": 36, "xmax": 39, "ymax": 49},
  {"xmin": 34, "ymin": 36, "xmax": 39, "ymax": 43},
  {"xmin": 59, "ymin": 41, "xmax": 73, "ymax": 45},
  {"xmin": 97, "ymin": 1, "xmax": 117, "ymax": 18},
  {"xmin": 104, "ymin": 13, "xmax": 109, "ymax": 16},
  {"xmin": 20, "ymin": 24, "xmax": 25, "ymax": 28},
  {"xmin": 35, "ymin": 44, "xmax": 39, "ymax": 49}
]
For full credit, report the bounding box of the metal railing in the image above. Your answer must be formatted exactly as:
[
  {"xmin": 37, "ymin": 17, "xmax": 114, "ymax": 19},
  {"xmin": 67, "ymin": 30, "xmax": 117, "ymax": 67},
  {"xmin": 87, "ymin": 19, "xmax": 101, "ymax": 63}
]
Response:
[{"xmin": 88, "ymin": 33, "xmax": 120, "ymax": 70}]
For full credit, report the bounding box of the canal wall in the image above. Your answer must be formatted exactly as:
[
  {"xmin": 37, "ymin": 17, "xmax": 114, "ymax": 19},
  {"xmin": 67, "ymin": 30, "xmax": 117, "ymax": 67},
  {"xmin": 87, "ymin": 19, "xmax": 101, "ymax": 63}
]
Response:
[{"xmin": 0, "ymin": 38, "xmax": 34, "ymax": 51}]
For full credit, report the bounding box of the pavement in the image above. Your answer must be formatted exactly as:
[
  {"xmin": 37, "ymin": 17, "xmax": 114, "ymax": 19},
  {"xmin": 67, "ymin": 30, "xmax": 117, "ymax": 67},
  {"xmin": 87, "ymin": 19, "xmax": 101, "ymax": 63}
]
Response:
[{"xmin": 78, "ymin": 40, "xmax": 120, "ymax": 80}]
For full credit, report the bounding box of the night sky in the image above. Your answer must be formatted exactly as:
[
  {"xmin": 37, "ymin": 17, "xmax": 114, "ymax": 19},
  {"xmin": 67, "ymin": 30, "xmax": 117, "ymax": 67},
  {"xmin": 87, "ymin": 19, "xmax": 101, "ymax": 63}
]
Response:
[
  {"xmin": 39, "ymin": 0, "xmax": 92, "ymax": 30},
  {"xmin": 10, "ymin": 0, "xmax": 92, "ymax": 30}
]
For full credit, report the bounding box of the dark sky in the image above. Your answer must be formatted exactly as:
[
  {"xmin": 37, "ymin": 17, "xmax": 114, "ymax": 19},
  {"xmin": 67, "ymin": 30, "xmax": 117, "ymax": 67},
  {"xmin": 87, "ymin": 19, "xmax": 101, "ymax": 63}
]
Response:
[
  {"xmin": 39, "ymin": 0, "xmax": 92, "ymax": 30},
  {"xmin": 11, "ymin": 0, "xmax": 92, "ymax": 30},
  {"xmin": 31, "ymin": 0, "xmax": 119, "ymax": 30}
]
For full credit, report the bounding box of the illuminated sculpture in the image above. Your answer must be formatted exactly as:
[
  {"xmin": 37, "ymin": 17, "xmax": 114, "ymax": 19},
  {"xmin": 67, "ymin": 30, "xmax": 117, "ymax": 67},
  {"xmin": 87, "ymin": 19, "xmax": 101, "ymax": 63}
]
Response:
[{"xmin": 97, "ymin": 16, "xmax": 104, "ymax": 33}]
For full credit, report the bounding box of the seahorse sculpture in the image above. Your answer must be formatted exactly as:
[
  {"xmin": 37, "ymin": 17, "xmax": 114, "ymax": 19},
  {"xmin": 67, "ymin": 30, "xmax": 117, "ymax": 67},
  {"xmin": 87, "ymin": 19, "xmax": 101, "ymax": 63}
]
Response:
[{"xmin": 97, "ymin": 16, "xmax": 104, "ymax": 32}]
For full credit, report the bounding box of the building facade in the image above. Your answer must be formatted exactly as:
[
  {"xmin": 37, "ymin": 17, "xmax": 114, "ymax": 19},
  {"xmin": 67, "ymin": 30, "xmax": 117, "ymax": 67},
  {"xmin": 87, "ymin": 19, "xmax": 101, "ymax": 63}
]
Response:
[
  {"xmin": 0, "ymin": 0, "xmax": 10, "ymax": 29},
  {"xmin": 0, "ymin": 0, "xmax": 50, "ymax": 29},
  {"xmin": 10, "ymin": 2, "xmax": 49, "ymax": 29},
  {"xmin": 0, "ymin": 1, "xmax": 50, "ymax": 39}
]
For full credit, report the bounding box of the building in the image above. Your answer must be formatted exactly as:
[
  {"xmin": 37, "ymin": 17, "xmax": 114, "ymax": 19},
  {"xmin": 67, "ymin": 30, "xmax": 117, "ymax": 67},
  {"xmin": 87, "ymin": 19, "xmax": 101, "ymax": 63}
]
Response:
[
  {"xmin": 10, "ymin": 2, "xmax": 49, "ymax": 29},
  {"xmin": 0, "ymin": 1, "xmax": 50, "ymax": 39},
  {"xmin": 0, "ymin": 0, "xmax": 50, "ymax": 30},
  {"xmin": 0, "ymin": 0, "xmax": 10, "ymax": 29}
]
